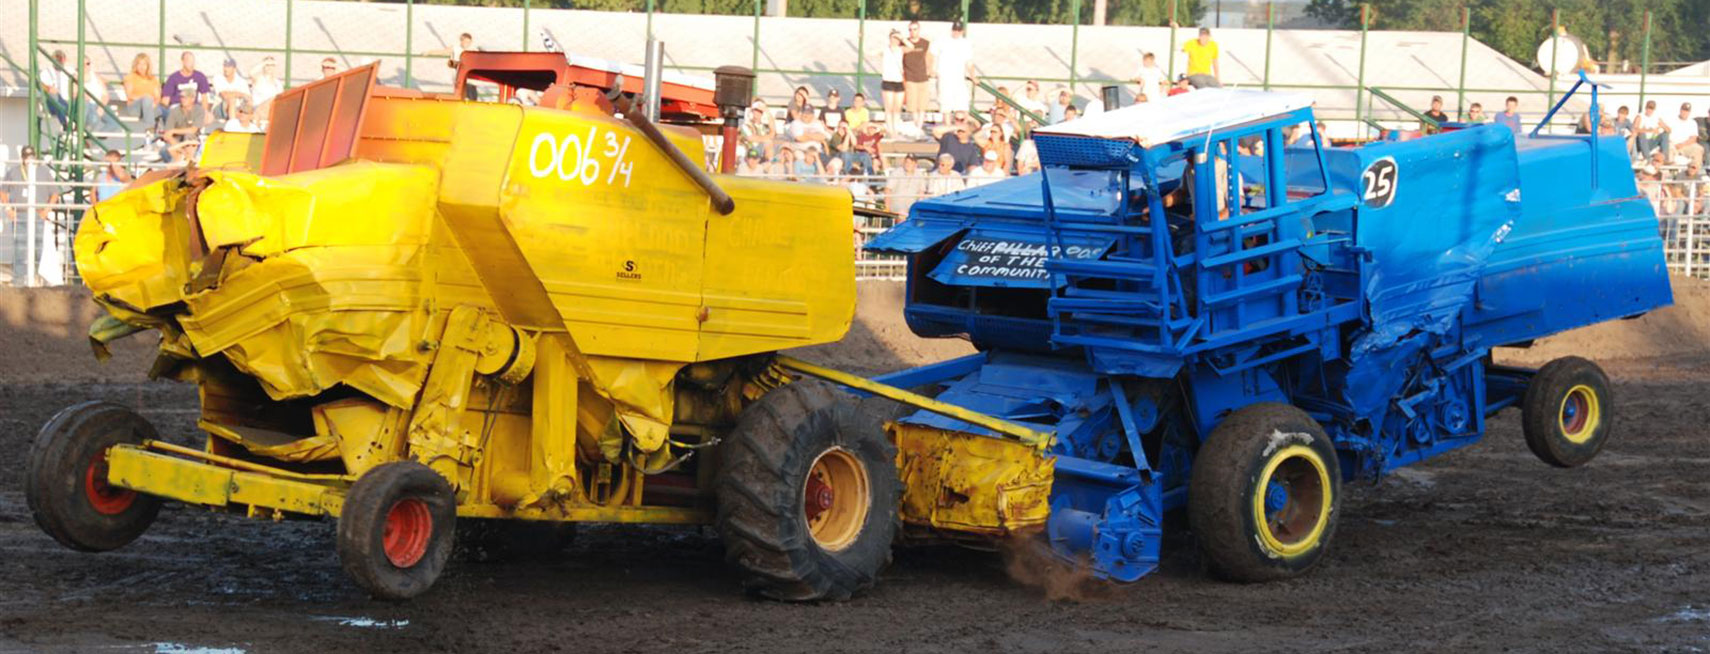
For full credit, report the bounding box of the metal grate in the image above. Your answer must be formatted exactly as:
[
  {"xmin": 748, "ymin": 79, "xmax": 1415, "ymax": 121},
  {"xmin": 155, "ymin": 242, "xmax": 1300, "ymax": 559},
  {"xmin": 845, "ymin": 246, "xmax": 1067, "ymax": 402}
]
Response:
[
  {"xmin": 1033, "ymin": 134, "xmax": 1142, "ymax": 169},
  {"xmin": 260, "ymin": 63, "xmax": 379, "ymax": 176}
]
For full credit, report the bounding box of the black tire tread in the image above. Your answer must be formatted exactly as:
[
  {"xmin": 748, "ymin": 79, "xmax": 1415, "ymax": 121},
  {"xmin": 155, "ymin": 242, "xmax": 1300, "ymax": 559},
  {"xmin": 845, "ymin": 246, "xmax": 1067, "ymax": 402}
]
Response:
[
  {"xmin": 1521, "ymin": 356, "xmax": 1614, "ymax": 468},
  {"xmin": 1188, "ymin": 402, "xmax": 1341, "ymax": 583},
  {"xmin": 25, "ymin": 401, "xmax": 163, "ymax": 552},
  {"xmin": 715, "ymin": 380, "xmax": 900, "ymax": 601},
  {"xmin": 336, "ymin": 461, "xmax": 457, "ymax": 600}
]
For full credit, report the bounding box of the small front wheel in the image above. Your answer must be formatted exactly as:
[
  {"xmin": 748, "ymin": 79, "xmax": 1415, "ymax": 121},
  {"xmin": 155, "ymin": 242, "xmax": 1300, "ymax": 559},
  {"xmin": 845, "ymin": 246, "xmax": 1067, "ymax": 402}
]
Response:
[
  {"xmin": 1521, "ymin": 356, "xmax": 1613, "ymax": 468},
  {"xmin": 1189, "ymin": 403, "xmax": 1340, "ymax": 582},
  {"xmin": 336, "ymin": 462, "xmax": 457, "ymax": 600},
  {"xmin": 26, "ymin": 401, "xmax": 163, "ymax": 552}
]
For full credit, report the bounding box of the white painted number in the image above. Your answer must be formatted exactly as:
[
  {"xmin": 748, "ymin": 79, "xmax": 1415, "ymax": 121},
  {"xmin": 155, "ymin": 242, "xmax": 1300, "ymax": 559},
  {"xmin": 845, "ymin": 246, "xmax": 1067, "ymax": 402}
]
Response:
[
  {"xmin": 1361, "ymin": 158, "xmax": 1398, "ymax": 209},
  {"xmin": 603, "ymin": 131, "xmax": 634, "ymax": 187},
  {"xmin": 529, "ymin": 126, "xmax": 635, "ymax": 188}
]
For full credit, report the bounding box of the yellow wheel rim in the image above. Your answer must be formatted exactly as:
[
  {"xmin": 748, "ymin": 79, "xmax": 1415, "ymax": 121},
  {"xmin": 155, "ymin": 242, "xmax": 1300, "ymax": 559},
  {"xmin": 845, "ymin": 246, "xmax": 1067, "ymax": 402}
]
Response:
[
  {"xmin": 1251, "ymin": 444, "xmax": 1332, "ymax": 558},
  {"xmin": 803, "ymin": 448, "xmax": 870, "ymax": 552},
  {"xmin": 1558, "ymin": 384, "xmax": 1601, "ymax": 444}
]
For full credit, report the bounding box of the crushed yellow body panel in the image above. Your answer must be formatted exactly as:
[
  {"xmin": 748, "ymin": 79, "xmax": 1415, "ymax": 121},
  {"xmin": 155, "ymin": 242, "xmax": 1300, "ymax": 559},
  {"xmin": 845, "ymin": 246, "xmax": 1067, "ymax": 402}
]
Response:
[
  {"xmin": 893, "ymin": 424, "xmax": 1056, "ymax": 536},
  {"xmin": 76, "ymin": 86, "xmax": 859, "ymax": 523}
]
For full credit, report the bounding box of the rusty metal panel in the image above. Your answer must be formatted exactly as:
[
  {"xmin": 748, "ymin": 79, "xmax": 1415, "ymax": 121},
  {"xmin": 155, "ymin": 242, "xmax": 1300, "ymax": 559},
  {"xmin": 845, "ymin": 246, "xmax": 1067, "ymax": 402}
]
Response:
[
  {"xmin": 321, "ymin": 71, "xmax": 376, "ymax": 169},
  {"xmin": 259, "ymin": 64, "xmax": 378, "ymax": 176},
  {"xmin": 260, "ymin": 92, "xmax": 302, "ymax": 176},
  {"xmin": 291, "ymin": 82, "xmax": 338, "ymax": 173}
]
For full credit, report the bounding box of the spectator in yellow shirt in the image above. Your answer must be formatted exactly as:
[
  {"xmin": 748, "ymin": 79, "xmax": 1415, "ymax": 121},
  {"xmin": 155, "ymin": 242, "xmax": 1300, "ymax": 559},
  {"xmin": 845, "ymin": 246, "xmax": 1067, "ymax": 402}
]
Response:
[
  {"xmin": 1179, "ymin": 24, "xmax": 1221, "ymax": 88},
  {"xmin": 844, "ymin": 93, "xmax": 871, "ymax": 132}
]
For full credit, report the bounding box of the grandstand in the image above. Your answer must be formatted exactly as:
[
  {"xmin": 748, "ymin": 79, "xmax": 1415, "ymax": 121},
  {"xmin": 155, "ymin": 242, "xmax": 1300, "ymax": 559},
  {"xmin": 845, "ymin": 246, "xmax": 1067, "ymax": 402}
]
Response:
[
  {"xmin": 4, "ymin": 0, "xmax": 1589, "ymax": 147},
  {"xmin": 0, "ymin": 0, "xmax": 1706, "ymax": 287}
]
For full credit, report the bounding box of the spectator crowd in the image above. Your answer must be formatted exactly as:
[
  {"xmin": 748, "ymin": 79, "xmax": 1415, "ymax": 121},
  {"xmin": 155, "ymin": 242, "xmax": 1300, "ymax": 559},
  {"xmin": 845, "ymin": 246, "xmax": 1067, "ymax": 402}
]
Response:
[
  {"xmin": 735, "ymin": 21, "xmax": 1243, "ymax": 217},
  {"xmin": 5, "ymin": 21, "xmax": 1708, "ymax": 284}
]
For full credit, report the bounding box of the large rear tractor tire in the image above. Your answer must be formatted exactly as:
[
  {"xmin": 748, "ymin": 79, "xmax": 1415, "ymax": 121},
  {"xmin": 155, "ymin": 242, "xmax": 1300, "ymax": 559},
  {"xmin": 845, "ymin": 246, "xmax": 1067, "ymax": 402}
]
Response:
[
  {"xmin": 336, "ymin": 462, "xmax": 457, "ymax": 600},
  {"xmin": 716, "ymin": 381, "xmax": 900, "ymax": 601},
  {"xmin": 25, "ymin": 401, "xmax": 163, "ymax": 552},
  {"xmin": 1521, "ymin": 356, "xmax": 1613, "ymax": 468},
  {"xmin": 1189, "ymin": 402, "xmax": 1341, "ymax": 583}
]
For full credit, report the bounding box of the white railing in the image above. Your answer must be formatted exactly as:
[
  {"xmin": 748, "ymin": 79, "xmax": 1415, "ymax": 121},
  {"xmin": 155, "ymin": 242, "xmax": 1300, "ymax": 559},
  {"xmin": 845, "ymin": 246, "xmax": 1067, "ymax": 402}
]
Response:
[
  {"xmin": 6, "ymin": 159, "xmax": 1704, "ymax": 288},
  {"xmin": 1, "ymin": 158, "xmax": 180, "ymax": 287},
  {"xmin": 1649, "ymin": 178, "xmax": 1709, "ymax": 278}
]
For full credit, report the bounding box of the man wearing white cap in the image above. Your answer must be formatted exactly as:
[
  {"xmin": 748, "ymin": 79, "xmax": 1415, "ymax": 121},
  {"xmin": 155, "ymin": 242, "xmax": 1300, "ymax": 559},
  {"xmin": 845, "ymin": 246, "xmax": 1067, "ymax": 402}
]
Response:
[{"xmin": 965, "ymin": 150, "xmax": 1007, "ymax": 188}]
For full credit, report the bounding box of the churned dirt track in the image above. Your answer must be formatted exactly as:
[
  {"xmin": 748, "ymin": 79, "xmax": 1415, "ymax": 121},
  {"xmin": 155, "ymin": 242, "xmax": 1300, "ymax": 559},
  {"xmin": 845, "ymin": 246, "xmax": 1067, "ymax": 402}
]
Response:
[{"xmin": 1, "ymin": 281, "xmax": 1707, "ymax": 653}]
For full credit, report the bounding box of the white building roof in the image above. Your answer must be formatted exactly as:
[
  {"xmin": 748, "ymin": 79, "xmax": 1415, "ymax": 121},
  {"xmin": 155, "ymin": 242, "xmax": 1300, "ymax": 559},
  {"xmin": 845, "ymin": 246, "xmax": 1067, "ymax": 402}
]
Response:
[{"xmin": 1036, "ymin": 89, "xmax": 1313, "ymax": 145}]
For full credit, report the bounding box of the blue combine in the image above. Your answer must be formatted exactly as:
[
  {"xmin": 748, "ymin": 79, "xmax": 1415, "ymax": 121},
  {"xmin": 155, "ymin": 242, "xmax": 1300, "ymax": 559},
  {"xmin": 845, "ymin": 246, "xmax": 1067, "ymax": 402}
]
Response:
[{"xmin": 864, "ymin": 82, "xmax": 1672, "ymax": 583}]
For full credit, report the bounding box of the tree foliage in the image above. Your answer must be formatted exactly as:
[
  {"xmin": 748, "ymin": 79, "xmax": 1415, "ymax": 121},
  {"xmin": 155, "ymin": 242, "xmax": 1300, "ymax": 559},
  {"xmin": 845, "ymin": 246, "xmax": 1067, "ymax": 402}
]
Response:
[{"xmin": 1305, "ymin": 0, "xmax": 1710, "ymax": 69}]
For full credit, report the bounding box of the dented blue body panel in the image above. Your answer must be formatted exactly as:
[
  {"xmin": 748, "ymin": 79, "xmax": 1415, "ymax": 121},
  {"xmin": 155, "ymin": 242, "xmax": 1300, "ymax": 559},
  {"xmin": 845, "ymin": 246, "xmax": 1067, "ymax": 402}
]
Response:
[{"xmin": 865, "ymin": 93, "xmax": 1673, "ymax": 582}]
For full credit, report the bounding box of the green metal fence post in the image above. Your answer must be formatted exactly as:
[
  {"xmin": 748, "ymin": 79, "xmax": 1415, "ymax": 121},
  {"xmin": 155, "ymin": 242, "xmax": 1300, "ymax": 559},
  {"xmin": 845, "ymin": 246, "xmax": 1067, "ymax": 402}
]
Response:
[
  {"xmin": 27, "ymin": 0, "xmax": 39, "ymax": 151},
  {"xmin": 1262, "ymin": 2, "xmax": 1273, "ymax": 90},
  {"xmin": 522, "ymin": 0, "xmax": 531, "ymax": 51},
  {"xmin": 752, "ymin": 0, "xmax": 761, "ymax": 73},
  {"xmin": 75, "ymin": 0, "xmax": 87, "ymax": 160},
  {"xmin": 855, "ymin": 0, "xmax": 866, "ymax": 97},
  {"xmin": 1637, "ymin": 11, "xmax": 1652, "ymax": 110},
  {"xmin": 1356, "ymin": 3, "xmax": 1369, "ymax": 139},
  {"xmin": 1455, "ymin": 6, "xmax": 1468, "ymax": 118},
  {"xmin": 404, "ymin": 0, "xmax": 414, "ymax": 88},
  {"xmin": 1069, "ymin": 0, "xmax": 1081, "ymax": 95},
  {"xmin": 646, "ymin": 0, "xmax": 655, "ymax": 41},
  {"xmin": 1545, "ymin": 9, "xmax": 1559, "ymax": 130},
  {"xmin": 1166, "ymin": 0, "xmax": 1178, "ymax": 80},
  {"xmin": 960, "ymin": 0, "xmax": 970, "ymax": 24},
  {"xmin": 284, "ymin": 0, "xmax": 294, "ymax": 87}
]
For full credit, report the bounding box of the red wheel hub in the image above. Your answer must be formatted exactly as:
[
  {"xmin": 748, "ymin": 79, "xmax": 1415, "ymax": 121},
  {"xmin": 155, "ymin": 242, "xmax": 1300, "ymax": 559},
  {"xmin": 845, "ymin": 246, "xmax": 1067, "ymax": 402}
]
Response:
[
  {"xmin": 1562, "ymin": 393, "xmax": 1589, "ymax": 434},
  {"xmin": 804, "ymin": 475, "xmax": 835, "ymax": 522},
  {"xmin": 382, "ymin": 498, "xmax": 433, "ymax": 568},
  {"xmin": 84, "ymin": 450, "xmax": 137, "ymax": 516}
]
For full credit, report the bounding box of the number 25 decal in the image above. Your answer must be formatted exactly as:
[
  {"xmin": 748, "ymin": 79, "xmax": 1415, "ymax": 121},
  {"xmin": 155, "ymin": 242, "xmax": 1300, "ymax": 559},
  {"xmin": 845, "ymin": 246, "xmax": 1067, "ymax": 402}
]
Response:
[{"xmin": 1361, "ymin": 157, "xmax": 1398, "ymax": 209}]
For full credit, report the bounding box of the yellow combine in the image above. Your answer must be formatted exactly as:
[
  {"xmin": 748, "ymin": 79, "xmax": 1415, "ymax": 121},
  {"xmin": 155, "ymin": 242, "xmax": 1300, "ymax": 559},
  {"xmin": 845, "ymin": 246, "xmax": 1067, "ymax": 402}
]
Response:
[{"xmin": 28, "ymin": 60, "xmax": 897, "ymax": 600}]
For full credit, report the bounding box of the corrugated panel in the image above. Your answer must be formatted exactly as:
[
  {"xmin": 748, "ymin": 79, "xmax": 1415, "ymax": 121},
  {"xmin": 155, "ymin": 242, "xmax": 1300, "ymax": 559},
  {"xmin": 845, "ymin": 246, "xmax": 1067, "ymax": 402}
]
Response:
[{"xmin": 260, "ymin": 63, "xmax": 378, "ymax": 176}]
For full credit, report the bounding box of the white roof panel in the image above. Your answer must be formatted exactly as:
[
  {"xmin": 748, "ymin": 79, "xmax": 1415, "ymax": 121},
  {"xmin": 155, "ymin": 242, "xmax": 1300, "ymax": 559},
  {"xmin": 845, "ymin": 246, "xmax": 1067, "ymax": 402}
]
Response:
[{"xmin": 1034, "ymin": 88, "xmax": 1313, "ymax": 145}]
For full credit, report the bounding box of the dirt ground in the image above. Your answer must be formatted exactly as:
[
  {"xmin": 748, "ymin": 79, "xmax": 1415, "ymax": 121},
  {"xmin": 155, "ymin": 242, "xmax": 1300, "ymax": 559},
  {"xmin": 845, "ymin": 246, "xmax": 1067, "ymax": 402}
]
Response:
[{"xmin": 1, "ymin": 281, "xmax": 1707, "ymax": 653}]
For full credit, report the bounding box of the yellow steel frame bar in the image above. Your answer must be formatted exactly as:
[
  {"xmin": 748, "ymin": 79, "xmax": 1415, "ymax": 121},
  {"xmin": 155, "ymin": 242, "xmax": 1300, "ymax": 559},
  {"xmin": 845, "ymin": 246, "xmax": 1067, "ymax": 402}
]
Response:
[
  {"xmin": 144, "ymin": 440, "xmax": 355, "ymax": 482},
  {"xmin": 105, "ymin": 442, "xmax": 710, "ymax": 525},
  {"xmin": 108, "ymin": 445, "xmax": 344, "ymax": 517},
  {"xmin": 775, "ymin": 355, "xmax": 1054, "ymax": 449}
]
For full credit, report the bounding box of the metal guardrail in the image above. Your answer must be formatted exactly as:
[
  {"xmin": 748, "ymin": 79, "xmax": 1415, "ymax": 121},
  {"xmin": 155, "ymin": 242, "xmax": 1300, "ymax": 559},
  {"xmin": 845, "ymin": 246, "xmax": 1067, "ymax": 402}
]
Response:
[
  {"xmin": 3, "ymin": 162, "xmax": 1701, "ymax": 287},
  {"xmin": 1, "ymin": 157, "xmax": 178, "ymax": 287},
  {"xmin": 1651, "ymin": 178, "xmax": 1710, "ymax": 278}
]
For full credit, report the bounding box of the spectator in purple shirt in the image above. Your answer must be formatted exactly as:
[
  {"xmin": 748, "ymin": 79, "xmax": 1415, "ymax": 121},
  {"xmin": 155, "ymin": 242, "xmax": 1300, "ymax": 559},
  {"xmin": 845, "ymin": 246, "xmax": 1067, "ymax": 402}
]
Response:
[
  {"xmin": 162, "ymin": 51, "xmax": 211, "ymax": 108},
  {"xmin": 1493, "ymin": 96, "xmax": 1522, "ymax": 136}
]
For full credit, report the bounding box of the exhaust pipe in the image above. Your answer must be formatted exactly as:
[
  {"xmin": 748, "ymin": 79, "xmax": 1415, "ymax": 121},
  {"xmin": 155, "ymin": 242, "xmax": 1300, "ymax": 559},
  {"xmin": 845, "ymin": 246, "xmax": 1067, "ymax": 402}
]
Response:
[
  {"xmin": 642, "ymin": 39, "xmax": 665, "ymax": 122},
  {"xmin": 627, "ymin": 112, "xmax": 736, "ymax": 215}
]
